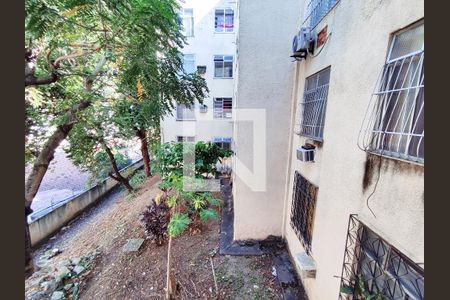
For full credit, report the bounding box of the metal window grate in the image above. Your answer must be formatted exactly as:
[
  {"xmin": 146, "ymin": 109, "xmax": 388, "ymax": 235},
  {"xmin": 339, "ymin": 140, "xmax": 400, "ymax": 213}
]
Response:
[
  {"xmin": 339, "ymin": 215, "xmax": 424, "ymax": 300},
  {"xmin": 358, "ymin": 22, "xmax": 424, "ymax": 163},
  {"xmin": 214, "ymin": 98, "xmax": 232, "ymax": 118},
  {"xmin": 177, "ymin": 136, "xmax": 195, "ymax": 143},
  {"xmin": 297, "ymin": 67, "xmax": 331, "ymax": 141},
  {"xmin": 303, "ymin": 0, "xmax": 339, "ymax": 29},
  {"xmin": 290, "ymin": 171, "xmax": 318, "ymax": 254}
]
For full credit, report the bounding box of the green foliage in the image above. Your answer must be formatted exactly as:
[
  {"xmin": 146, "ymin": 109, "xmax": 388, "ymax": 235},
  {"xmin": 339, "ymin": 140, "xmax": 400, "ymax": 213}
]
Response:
[
  {"xmin": 25, "ymin": 0, "xmax": 208, "ymax": 179},
  {"xmin": 129, "ymin": 169, "xmax": 146, "ymax": 189},
  {"xmin": 155, "ymin": 141, "xmax": 232, "ymax": 181},
  {"xmin": 340, "ymin": 275, "xmax": 385, "ymax": 300},
  {"xmin": 199, "ymin": 208, "xmax": 218, "ymax": 221},
  {"xmin": 168, "ymin": 213, "xmax": 190, "ymax": 237}
]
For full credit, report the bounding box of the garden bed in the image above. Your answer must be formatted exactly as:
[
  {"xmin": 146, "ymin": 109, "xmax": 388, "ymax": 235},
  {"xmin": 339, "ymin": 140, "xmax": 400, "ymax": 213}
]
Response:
[{"xmin": 26, "ymin": 175, "xmax": 283, "ymax": 299}]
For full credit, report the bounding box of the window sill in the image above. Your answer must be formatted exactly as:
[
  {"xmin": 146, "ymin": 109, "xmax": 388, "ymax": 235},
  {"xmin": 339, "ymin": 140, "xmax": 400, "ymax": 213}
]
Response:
[
  {"xmin": 297, "ymin": 132, "xmax": 324, "ymax": 143},
  {"xmin": 213, "ymin": 77, "xmax": 234, "ymax": 79},
  {"xmin": 176, "ymin": 119, "xmax": 196, "ymax": 122},
  {"xmin": 367, "ymin": 150, "xmax": 424, "ymax": 166},
  {"xmin": 214, "ymin": 31, "xmax": 235, "ymax": 34}
]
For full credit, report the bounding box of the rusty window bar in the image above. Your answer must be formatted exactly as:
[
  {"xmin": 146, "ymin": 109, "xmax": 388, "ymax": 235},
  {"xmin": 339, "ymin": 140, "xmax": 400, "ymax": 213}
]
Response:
[
  {"xmin": 290, "ymin": 171, "xmax": 318, "ymax": 254},
  {"xmin": 338, "ymin": 214, "xmax": 424, "ymax": 300}
]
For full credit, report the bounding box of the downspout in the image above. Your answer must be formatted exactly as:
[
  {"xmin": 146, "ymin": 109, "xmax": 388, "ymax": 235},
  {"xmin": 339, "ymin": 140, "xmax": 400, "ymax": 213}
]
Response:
[{"xmin": 281, "ymin": 61, "xmax": 301, "ymax": 238}]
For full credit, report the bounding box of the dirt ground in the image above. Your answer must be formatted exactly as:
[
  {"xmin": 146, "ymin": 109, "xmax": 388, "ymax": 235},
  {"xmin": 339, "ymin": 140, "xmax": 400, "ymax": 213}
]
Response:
[{"xmin": 30, "ymin": 175, "xmax": 282, "ymax": 300}]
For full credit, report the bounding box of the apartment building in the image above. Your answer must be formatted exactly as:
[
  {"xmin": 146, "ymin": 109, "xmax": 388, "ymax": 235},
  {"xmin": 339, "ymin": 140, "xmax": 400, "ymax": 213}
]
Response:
[
  {"xmin": 160, "ymin": 0, "xmax": 237, "ymax": 150},
  {"xmin": 232, "ymin": 0, "xmax": 424, "ymax": 299}
]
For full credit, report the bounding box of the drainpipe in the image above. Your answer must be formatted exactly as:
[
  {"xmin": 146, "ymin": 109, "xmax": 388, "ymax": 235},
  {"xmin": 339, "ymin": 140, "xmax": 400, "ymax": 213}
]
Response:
[{"xmin": 281, "ymin": 61, "xmax": 301, "ymax": 238}]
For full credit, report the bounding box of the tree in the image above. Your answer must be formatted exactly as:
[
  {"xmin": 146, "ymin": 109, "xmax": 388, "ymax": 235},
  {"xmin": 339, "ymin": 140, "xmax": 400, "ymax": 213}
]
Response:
[
  {"xmin": 24, "ymin": 0, "xmax": 200, "ymax": 275},
  {"xmin": 65, "ymin": 100, "xmax": 135, "ymax": 192},
  {"xmin": 113, "ymin": 31, "xmax": 209, "ymax": 177}
]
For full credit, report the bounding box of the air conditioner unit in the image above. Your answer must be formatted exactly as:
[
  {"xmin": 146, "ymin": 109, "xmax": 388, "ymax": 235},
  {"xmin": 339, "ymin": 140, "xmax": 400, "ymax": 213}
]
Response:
[
  {"xmin": 292, "ymin": 27, "xmax": 315, "ymax": 59},
  {"xmin": 199, "ymin": 104, "xmax": 208, "ymax": 113},
  {"xmin": 297, "ymin": 144, "xmax": 315, "ymax": 162},
  {"xmin": 197, "ymin": 65, "xmax": 207, "ymax": 74}
]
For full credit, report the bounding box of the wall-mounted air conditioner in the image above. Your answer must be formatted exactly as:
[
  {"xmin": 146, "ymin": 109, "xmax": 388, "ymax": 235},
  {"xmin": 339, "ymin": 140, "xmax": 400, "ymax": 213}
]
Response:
[
  {"xmin": 197, "ymin": 65, "xmax": 207, "ymax": 74},
  {"xmin": 297, "ymin": 143, "xmax": 315, "ymax": 162},
  {"xmin": 200, "ymin": 104, "xmax": 208, "ymax": 113},
  {"xmin": 291, "ymin": 27, "xmax": 315, "ymax": 60}
]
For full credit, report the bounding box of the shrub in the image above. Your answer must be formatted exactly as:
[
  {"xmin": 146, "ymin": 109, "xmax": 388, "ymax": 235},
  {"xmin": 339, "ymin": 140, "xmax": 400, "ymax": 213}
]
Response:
[
  {"xmin": 155, "ymin": 141, "xmax": 232, "ymax": 180},
  {"xmin": 129, "ymin": 170, "xmax": 146, "ymax": 189},
  {"xmin": 140, "ymin": 198, "xmax": 170, "ymax": 245}
]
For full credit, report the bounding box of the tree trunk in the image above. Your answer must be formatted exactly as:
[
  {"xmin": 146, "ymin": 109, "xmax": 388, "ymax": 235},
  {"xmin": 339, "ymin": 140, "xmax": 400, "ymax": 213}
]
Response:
[
  {"xmin": 136, "ymin": 128, "xmax": 152, "ymax": 177},
  {"xmin": 103, "ymin": 143, "xmax": 134, "ymax": 193},
  {"xmin": 166, "ymin": 235, "xmax": 173, "ymax": 300},
  {"xmin": 24, "ymin": 54, "xmax": 107, "ymax": 275},
  {"xmin": 25, "ymin": 205, "xmax": 33, "ymax": 278},
  {"xmin": 24, "ymin": 101, "xmax": 91, "ymax": 207}
]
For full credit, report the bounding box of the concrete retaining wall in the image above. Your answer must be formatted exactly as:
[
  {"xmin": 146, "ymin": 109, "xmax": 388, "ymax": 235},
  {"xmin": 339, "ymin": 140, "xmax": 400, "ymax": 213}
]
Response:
[{"xmin": 29, "ymin": 159, "xmax": 144, "ymax": 246}]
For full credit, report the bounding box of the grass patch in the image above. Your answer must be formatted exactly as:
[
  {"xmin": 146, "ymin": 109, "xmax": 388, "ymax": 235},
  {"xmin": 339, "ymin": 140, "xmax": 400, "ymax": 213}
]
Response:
[{"xmin": 129, "ymin": 170, "xmax": 146, "ymax": 189}]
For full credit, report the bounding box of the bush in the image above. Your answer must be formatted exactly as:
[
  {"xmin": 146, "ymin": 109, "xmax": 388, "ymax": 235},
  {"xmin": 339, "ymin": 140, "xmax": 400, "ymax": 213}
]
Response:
[
  {"xmin": 129, "ymin": 170, "xmax": 146, "ymax": 189},
  {"xmin": 140, "ymin": 198, "xmax": 170, "ymax": 245},
  {"xmin": 155, "ymin": 141, "xmax": 232, "ymax": 180}
]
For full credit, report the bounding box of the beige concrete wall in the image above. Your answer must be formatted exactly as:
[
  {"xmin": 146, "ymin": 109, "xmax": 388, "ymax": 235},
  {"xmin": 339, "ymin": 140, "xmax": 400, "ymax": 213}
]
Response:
[
  {"xmin": 232, "ymin": 0, "xmax": 301, "ymax": 240},
  {"xmin": 282, "ymin": 1, "xmax": 424, "ymax": 299},
  {"xmin": 29, "ymin": 160, "xmax": 144, "ymax": 246}
]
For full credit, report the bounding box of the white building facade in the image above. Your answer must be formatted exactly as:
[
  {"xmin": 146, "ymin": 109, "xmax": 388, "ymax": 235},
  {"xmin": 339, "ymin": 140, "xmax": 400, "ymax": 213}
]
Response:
[
  {"xmin": 160, "ymin": 0, "xmax": 238, "ymax": 150},
  {"xmin": 232, "ymin": 0, "xmax": 424, "ymax": 299}
]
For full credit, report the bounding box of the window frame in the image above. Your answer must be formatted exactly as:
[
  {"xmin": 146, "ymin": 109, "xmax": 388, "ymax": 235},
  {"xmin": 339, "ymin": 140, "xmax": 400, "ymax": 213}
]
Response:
[
  {"xmin": 181, "ymin": 8, "xmax": 194, "ymax": 37},
  {"xmin": 213, "ymin": 97, "xmax": 233, "ymax": 119},
  {"xmin": 214, "ymin": 8, "xmax": 235, "ymax": 33},
  {"xmin": 213, "ymin": 55, "xmax": 234, "ymax": 79},
  {"xmin": 183, "ymin": 54, "xmax": 196, "ymax": 74},
  {"xmin": 176, "ymin": 104, "xmax": 196, "ymax": 121},
  {"xmin": 303, "ymin": 0, "xmax": 340, "ymax": 29},
  {"xmin": 177, "ymin": 136, "xmax": 195, "ymax": 143},
  {"xmin": 298, "ymin": 66, "xmax": 331, "ymax": 142},
  {"xmin": 366, "ymin": 21, "xmax": 424, "ymax": 163},
  {"xmin": 213, "ymin": 137, "xmax": 232, "ymax": 151},
  {"xmin": 290, "ymin": 171, "xmax": 318, "ymax": 254},
  {"xmin": 338, "ymin": 215, "xmax": 424, "ymax": 300}
]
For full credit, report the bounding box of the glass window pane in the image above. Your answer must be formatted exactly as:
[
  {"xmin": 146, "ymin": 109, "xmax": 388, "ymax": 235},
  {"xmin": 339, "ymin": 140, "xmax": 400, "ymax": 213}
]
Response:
[
  {"xmin": 215, "ymin": 9, "xmax": 225, "ymax": 32},
  {"xmin": 183, "ymin": 54, "xmax": 195, "ymax": 74},
  {"xmin": 389, "ymin": 23, "xmax": 423, "ymax": 61},
  {"xmin": 224, "ymin": 61, "xmax": 233, "ymax": 77},
  {"xmin": 215, "ymin": 62, "xmax": 224, "ymax": 77}
]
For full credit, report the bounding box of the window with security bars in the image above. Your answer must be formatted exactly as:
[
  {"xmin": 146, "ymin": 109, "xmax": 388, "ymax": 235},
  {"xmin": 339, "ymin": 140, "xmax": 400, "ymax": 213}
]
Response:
[
  {"xmin": 290, "ymin": 171, "xmax": 318, "ymax": 254},
  {"xmin": 181, "ymin": 9, "xmax": 194, "ymax": 37},
  {"xmin": 303, "ymin": 0, "xmax": 339, "ymax": 29},
  {"xmin": 183, "ymin": 54, "xmax": 196, "ymax": 74},
  {"xmin": 214, "ymin": 55, "xmax": 233, "ymax": 78},
  {"xmin": 177, "ymin": 136, "xmax": 195, "ymax": 143},
  {"xmin": 298, "ymin": 67, "xmax": 331, "ymax": 141},
  {"xmin": 358, "ymin": 22, "xmax": 424, "ymax": 163},
  {"xmin": 214, "ymin": 98, "xmax": 232, "ymax": 118},
  {"xmin": 215, "ymin": 9, "xmax": 234, "ymax": 33},
  {"xmin": 176, "ymin": 104, "xmax": 195, "ymax": 120},
  {"xmin": 339, "ymin": 215, "xmax": 424, "ymax": 300}
]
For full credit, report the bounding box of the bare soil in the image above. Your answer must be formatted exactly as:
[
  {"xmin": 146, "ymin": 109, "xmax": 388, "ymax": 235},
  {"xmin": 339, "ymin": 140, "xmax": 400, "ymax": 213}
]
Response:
[{"xmin": 30, "ymin": 175, "xmax": 282, "ymax": 300}]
